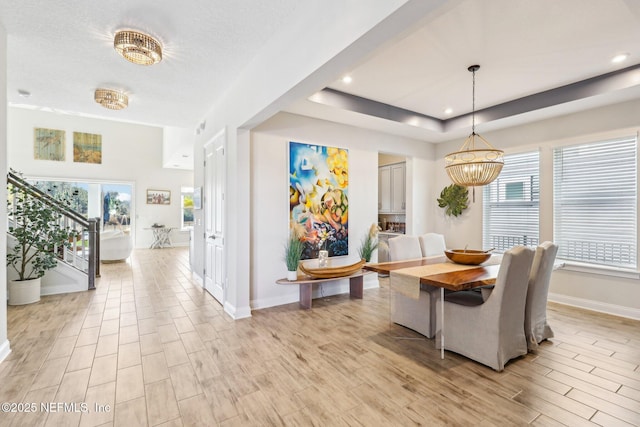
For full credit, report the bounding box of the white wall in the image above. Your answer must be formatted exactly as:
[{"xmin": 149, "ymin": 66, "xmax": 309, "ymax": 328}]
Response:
[
  {"xmin": 433, "ymin": 99, "xmax": 640, "ymax": 318},
  {"xmin": 7, "ymin": 108, "xmax": 194, "ymax": 248},
  {"xmin": 250, "ymin": 112, "xmax": 434, "ymax": 309},
  {"xmin": 192, "ymin": 1, "xmax": 449, "ymax": 318},
  {"xmin": 0, "ymin": 24, "xmax": 11, "ymax": 362}
]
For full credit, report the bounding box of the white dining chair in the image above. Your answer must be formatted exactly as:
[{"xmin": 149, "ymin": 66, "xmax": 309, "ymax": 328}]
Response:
[
  {"xmin": 436, "ymin": 245, "xmax": 534, "ymax": 371},
  {"xmin": 388, "ymin": 235, "xmax": 436, "ymax": 338},
  {"xmin": 418, "ymin": 233, "xmax": 446, "ymax": 257},
  {"xmin": 525, "ymin": 241, "xmax": 558, "ymax": 350}
]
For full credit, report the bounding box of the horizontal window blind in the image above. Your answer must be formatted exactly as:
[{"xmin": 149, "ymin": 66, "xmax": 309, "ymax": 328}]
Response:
[
  {"xmin": 553, "ymin": 136, "xmax": 637, "ymax": 268},
  {"xmin": 483, "ymin": 151, "xmax": 539, "ymax": 253}
]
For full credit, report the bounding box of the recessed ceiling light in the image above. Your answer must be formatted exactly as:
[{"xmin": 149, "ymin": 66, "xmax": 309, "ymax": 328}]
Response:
[
  {"xmin": 444, "ymin": 107, "xmax": 453, "ymax": 115},
  {"xmin": 612, "ymin": 53, "xmax": 629, "ymax": 64},
  {"xmin": 341, "ymin": 75, "xmax": 353, "ymax": 84},
  {"xmin": 17, "ymin": 89, "xmax": 31, "ymax": 98}
]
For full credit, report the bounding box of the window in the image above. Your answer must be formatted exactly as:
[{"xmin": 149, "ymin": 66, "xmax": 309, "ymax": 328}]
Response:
[
  {"xmin": 483, "ymin": 151, "xmax": 540, "ymax": 252},
  {"xmin": 554, "ymin": 136, "xmax": 637, "ymax": 268},
  {"xmin": 181, "ymin": 187, "xmax": 194, "ymax": 229}
]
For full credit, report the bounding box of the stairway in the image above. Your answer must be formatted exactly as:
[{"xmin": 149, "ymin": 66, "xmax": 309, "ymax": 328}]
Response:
[{"xmin": 7, "ymin": 171, "xmax": 100, "ymax": 292}]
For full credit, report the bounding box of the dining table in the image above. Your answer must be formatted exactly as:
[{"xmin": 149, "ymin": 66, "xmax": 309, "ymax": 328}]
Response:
[{"xmin": 363, "ymin": 255, "xmax": 501, "ymax": 359}]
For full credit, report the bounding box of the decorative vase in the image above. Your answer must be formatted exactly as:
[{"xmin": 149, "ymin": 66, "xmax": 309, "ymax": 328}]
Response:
[
  {"xmin": 287, "ymin": 270, "xmax": 298, "ymax": 281},
  {"xmin": 318, "ymin": 250, "xmax": 329, "ymax": 267},
  {"xmin": 8, "ymin": 277, "xmax": 41, "ymax": 305}
]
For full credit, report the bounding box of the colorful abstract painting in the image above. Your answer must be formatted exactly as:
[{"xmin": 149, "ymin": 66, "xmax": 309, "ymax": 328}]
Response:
[
  {"xmin": 73, "ymin": 132, "xmax": 102, "ymax": 164},
  {"xmin": 289, "ymin": 141, "xmax": 349, "ymax": 260},
  {"xmin": 34, "ymin": 128, "xmax": 65, "ymax": 161}
]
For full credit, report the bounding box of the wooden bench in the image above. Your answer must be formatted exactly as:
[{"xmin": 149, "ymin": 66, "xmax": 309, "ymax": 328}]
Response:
[{"xmin": 276, "ymin": 270, "xmax": 370, "ymax": 309}]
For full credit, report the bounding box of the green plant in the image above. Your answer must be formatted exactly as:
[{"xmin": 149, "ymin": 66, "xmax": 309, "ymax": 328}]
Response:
[
  {"xmin": 284, "ymin": 234, "xmax": 305, "ymax": 271},
  {"xmin": 357, "ymin": 223, "xmax": 379, "ymax": 262},
  {"xmin": 437, "ymin": 184, "xmax": 469, "ymax": 217},
  {"xmin": 7, "ymin": 184, "xmax": 77, "ymax": 281}
]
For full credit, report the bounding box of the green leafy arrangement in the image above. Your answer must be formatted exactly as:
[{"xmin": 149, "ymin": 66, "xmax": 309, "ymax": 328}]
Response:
[
  {"xmin": 437, "ymin": 184, "xmax": 469, "ymax": 217},
  {"xmin": 284, "ymin": 234, "xmax": 305, "ymax": 271},
  {"xmin": 357, "ymin": 223, "xmax": 379, "ymax": 262},
  {"xmin": 7, "ymin": 184, "xmax": 78, "ymax": 280}
]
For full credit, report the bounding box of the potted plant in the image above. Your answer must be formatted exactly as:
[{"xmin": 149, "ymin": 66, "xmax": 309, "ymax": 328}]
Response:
[
  {"xmin": 284, "ymin": 233, "xmax": 305, "ymax": 281},
  {"xmin": 7, "ymin": 183, "xmax": 77, "ymax": 305},
  {"xmin": 358, "ymin": 223, "xmax": 380, "ymax": 262}
]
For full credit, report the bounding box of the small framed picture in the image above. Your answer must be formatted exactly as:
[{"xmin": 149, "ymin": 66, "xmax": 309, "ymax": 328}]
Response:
[
  {"xmin": 193, "ymin": 187, "xmax": 202, "ymax": 210},
  {"xmin": 146, "ymin": 189, "xmax": 171, "ymax": 205}
]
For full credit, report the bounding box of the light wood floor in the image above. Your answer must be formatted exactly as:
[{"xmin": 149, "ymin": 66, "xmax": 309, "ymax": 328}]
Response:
[{"xmin": 2, "ymin": 248, "xmax": 639, "ymax": 426}]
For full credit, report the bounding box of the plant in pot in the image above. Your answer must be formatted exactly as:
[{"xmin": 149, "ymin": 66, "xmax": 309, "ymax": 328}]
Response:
[
  {"xmin": 7, "ymin": 183, "xmax": 77, "ymax": 305},
  {"xmin": 284, "ymin": 222, "xmax": 305, "ymax": 281},
  {"xmin": 358, "ymin": 223, "xmax": 380, "ymax": 262}
]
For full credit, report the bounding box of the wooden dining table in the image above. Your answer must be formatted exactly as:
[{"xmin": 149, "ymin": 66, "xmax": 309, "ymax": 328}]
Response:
[{"xmin": 363, "ymin": 255, "xmax": 501, "ymax": 359}]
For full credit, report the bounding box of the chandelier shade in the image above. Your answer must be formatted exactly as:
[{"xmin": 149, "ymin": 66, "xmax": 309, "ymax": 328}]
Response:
[
  {"xmin": 444, "ymin": 65, "xmax": 504, "ymax": 188},
  {"xmin": 94, "ymin": 89, "xmax": 128, "ymax": 110},
  {"xmin": 114, "ymin": 30, "xmax": 162, "ymax": 65},
  {"xmin": 445, "ymin": 133, "xmax": 504, "ymax": 186}
]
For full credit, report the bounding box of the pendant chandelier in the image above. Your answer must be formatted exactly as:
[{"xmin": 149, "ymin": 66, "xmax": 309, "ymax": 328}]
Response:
[{"xmin": 445, "ymin": 65, "xmax": 504, "ymax": 190}]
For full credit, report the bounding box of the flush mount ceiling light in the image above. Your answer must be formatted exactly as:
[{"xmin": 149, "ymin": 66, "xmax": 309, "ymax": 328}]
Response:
[
  {"xmin": 114, "ymin": 30, "xmax": 162, "ymax": 65},
  {"xmin": 611, "ymin": 53, "xmax": 629, "ymax": 64},
  {"xmin": 94, "ymin": 89, "xmax": 128, "ymax": 110},
  {"xmin": 444, "ymin": 65, "xmax": 504, "ymax": 198}
]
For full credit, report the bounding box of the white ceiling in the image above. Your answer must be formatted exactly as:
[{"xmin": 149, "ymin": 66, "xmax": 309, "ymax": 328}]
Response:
[{"xmin": 2, "ymin": 0, "xmax": 640, "ymax": 164}]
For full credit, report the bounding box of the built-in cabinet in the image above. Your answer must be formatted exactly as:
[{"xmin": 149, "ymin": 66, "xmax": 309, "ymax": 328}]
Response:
[{"xmin": 378, "ymin": 162, "xmax": 406, "ymax": 214}]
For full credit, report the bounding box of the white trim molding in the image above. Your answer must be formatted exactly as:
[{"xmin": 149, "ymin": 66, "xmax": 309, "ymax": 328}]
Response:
[{"xmin": 549, "ymin": 292, "xmax": 640, "ymax": 321}]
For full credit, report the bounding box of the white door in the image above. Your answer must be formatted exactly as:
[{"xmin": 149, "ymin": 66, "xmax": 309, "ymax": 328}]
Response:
[{"xmin": 204, "ymin": 132, "xmax": 225, "ymax": 303}]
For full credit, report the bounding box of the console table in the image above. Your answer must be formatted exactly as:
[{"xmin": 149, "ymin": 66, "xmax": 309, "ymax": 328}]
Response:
[
  {"xmin": 146, "ymin": 226, "xmax": 173, "ymax": 249},
  {"xmin": 276, "ymin": 270, "xmax": 370, "ymax": 309}
]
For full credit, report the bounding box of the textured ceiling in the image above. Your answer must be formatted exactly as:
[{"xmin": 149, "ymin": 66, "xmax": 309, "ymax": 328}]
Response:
[
  {"xmin": 0, "ymin": 0, "xmax": 305, "ymax": 128},
  {"xmin": 2, "ymin": 0, "xmax": 640, "ymax": 157}
]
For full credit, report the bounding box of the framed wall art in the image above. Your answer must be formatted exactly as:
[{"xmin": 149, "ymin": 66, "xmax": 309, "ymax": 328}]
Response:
[
  {"xmin": 289, "ymin": 141, "xmax": 349, "ymax": 260},
  {"xmin": 34, "ymin": 128, "xmax": 65, "ymax": 161},
  {"xmin": 147, "ymin": 189, "xmax": 171, "ymax": 205},
  {"xmin": 73, "ymin": 132, "xmax": 102, "ymax": 164}
]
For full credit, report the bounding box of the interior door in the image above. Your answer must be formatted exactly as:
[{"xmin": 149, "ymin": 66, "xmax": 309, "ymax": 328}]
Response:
[{"xmin": 204, "ymin": 132, "xmax": 225, "ymax": 303}]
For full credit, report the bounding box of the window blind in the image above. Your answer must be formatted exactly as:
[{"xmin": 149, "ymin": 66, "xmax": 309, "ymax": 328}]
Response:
[
  {"xmin": 483, "ymin": 151, "xmax": 540, "ymax": 253},
  {"xmin": 553, "ymin": 136, "xmax": 637, "ymax": 268}
]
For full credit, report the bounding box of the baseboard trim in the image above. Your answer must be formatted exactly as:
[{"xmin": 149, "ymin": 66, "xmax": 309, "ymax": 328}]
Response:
[
  {"xmin": 251, "ymin": 276, "xmax": 380, "ymax": 311},
  {"xmin": 41, "ymin": 285, "xmax": 86, "ymax": 296},
  {"xmin": 549, "ymin": 293, "xmax": 640, "ymax": 320},
  {"xmin": 0, "ymin": 339, "xmax": 11, "ymax": 362},
  {"xmin": 224, "ymin": 301, "xmax": 252, "ymax": 320}
]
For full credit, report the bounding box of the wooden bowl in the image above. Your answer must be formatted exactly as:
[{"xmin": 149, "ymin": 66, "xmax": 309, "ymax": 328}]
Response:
[{"xmin": 445, "ymin": 249, "xmax": 491, "ymax": 265}]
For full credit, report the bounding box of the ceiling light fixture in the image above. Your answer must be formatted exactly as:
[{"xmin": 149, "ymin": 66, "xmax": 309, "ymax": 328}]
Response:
[
  {"xmin": 94, "ymin": 89, "xmax": 128, "ymax": 110},
  {"xmin": 444, "ymin": 107, "xmax": 453, "ymax": 115},
  {"xmin": 342, "ymin": 75, "xmax": 353, "ymax": 84},
  {"xmin": 114, "ymin": 30, "xmax": 162, "ymax": 65},
  {"xmin": 444, "ymin": 65, "xmax": 504, "ymax": 200},
  {"xmin": 17, "ymin": 89, "xmax": 31, "ymax": 98},
  {"xmin": 611, "ymin": 53, "xmax": 629, "ymax": 64}
]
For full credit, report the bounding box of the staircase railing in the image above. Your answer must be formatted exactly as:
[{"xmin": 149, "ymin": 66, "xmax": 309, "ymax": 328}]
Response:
[{"xmin": 7, "ymin": 171, "xmax": 99, "ymax": 290}]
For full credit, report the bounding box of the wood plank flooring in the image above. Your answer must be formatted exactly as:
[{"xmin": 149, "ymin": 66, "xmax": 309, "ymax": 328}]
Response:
[{"xmin": 1, "ymin": 247, "xmax": 639, "ymax": 426}]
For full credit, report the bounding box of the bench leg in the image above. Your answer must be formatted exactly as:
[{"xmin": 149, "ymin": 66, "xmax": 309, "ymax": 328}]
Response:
[
  {"xmin": 349, "ymin": 275, "xmax": 363, "ymax": 299},
  {"xmin": 299, "ymin": 283, "xmax": 312, "ymax": 309}
]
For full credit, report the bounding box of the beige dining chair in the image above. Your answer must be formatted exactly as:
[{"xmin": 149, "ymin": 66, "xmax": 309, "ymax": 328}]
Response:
[
  {"xmin": 388, "ymin": 235, "xmax": 436, "ymax": 337},
  {"xmin": 418, "ymin": 233, "xmax": 446, "ymax": 257},
  {"xmin": 436, "ymin": 245, "xmax": 534, "ymax": 371},
  {"xmin": 525, "ymin": 241, "xmax": 559, "ymax": 350}
]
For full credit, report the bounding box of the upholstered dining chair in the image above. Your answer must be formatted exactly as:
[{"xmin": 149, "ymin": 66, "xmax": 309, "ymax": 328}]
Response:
[
  {"xmin": 419, "ymin": 233, "xmax": 447, "ymax": 257},
  {"xmin": 388, "ymin": 235, "xmax": 435, "ymax": 337},
  {"xmin": 388, "ymin": 235, "xmax": 422, "ymax": 261},
  {"xmin": 525, "ymin": 241, "xmax": 559, "ymax": 350},
  {"xmin": 436, "ymin": 245, "xmax": 534, "ymax": 371}
]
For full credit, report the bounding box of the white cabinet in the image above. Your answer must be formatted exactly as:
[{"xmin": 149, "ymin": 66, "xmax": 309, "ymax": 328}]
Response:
[{"xmin": 378, "ymin": 162, "xmax": 405, "ymax": 214}]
